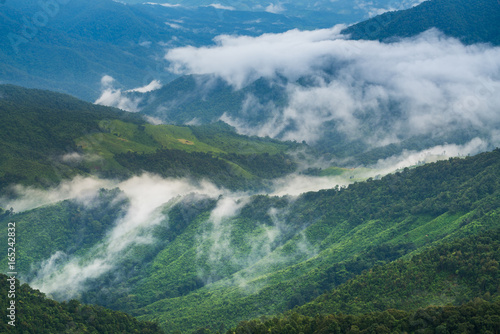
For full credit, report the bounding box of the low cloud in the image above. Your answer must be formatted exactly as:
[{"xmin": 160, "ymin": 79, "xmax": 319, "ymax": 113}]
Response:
[
  {"xmin": 0, "ymin": 176, "xmax": 114, "ymax": 212},
  {"xmin": 196, "ymin": 196, "xmax": 250, "ymax": 282},
  {"xmin": 26, "ymin": 174, "xmax": 223, "ymax": 299},
  {"xmin": 126, "ymin": 80, "xmax": 162, "ymax": 93},
  {"xmin": 144, "ymin": 2, "xmax": 182, "ymax": 7},
  {"xmin": 372, "ymin": 138, "xmax": 489, "ymax": 175},
  {"xmin": 265, "ymin": 3, "xmax": 285, "ymax": 14},
  {"xmin": 207, "ymin": 3, "xmax": 235, "ymax": 10},
  {"xmin": 271, "ymin": 174, "xmax": 351, "ymax": 196},
  {"xmin": 94, "ymin": 75, "xmax": 143, "ymax": 112},
  {"xmin": 165, "ymin": 26, "xmax": 348, "ymax": 89},
  {"xmin": 165, "ymin": 27, "xmax": 500, "ymax": 149}
]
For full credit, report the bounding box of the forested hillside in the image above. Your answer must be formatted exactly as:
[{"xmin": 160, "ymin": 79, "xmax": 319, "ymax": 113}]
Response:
[
  {"xmin": 229, "ymin": 299, "xmax": 500, "ymax": 334},
  {"xmin": 0, "ymin": 85, "xmax": 301, "ymax": 192},
  {"xmin": 342, "ymin": 0, "xmax": 500, "ymax": 45},
  {"xmin": 2, "ymin": 0, "xmax": 500, "ymax": 332},
  {"xmin": 226, "ymin": 230, "xmax": 500, "ymax": 333},
  {"xmin": 132, "ymin": 150, "xmax": 500, "ymax": 332},
  {"xmin": 0, "ymin": 274, "xmax": 164, "ymax": 333},
  {"xmin": 3, "ymin": 148, "xmax": 499, "ymax": 333},
  {"xmin": 298, "ymin": 230, "xmax": 500, "ymax": 316}
]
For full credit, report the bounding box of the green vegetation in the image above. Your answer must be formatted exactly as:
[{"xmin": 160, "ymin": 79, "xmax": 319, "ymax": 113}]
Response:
[
  {"xmin": 0, "ymin": 274, "xmax": 164, "ymax": 334},
  {"xmin": 0, "ymin": 85, "xmax": 142, "ymax": 190},
  {"xmin": 2, "ymin": 86, "xmax": 500, "ymax": 333},
  {"xmin": 342, "ymin": 0, "xmax": 500, "ymax": 45},
  {"xmin": 0, "ymin": 85, "xmax": 301, "ymax": 192},
  {"xmin": 132, "ymin": 150, "xmax": 500, "ymax": 332},
  {"xmin": 228, "ymin": 299, "xmax": 500, "ymax": 334},
  {"xmin": 0, "ymin": 189, "xmax": 127, "ymax": 277},
  {"xmin": 223, "ymin": 230, "xmax": 500, "ymax": 333},
  {"xmin": 297, "ymin": 230, "xmax": 500, "ymax": 316},
  {"xmin": 3, "ymin": 149, "xmax": 498, "ymax": 333}
]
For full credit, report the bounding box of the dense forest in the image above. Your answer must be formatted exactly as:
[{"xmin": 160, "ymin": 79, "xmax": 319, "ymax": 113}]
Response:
[
  {"xmin": 2, "ymin": 0, "xmax": 500, "ymax": 332},
  {"xmin": 3, "ymin": 149, "xmax": 498, "ymax": 332},
  {"xmin": 191, "ymin": 230, "xmax": 500, "ymax": 333},
  {"xmin": 0, "ymin": 85, "xmax": 301, "ymax": 192},
  {"xmin": 227, "ymin": 299, "xmax": 500, "ymax": 334},
  {"xmin": 0, "ymin": 274, "xmax": 164, "ymax": 333}
]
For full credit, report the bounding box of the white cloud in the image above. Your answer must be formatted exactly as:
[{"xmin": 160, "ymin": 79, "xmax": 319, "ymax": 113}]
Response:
[
  {"xmin": 165, "ymin": 21, "xmax": 183, "ymax": 29},
  {"xmin": 372, "ymin": 138, "xmax": 489, "ymax": 175},
  {"xmin": 165, "ymin": 26, "xmax": 348, "ymax": 89},
  {"xmin": 0, "ymin": 176, "xmax": 114, "ymax": 212},
  {"xmin": 265, "ymin": 3, "xmax": 285, "ymax": 13},
  {"xmin": 145, "ymin": 115, "xmax": 164, "ymax": 125},
  {"xmin": 270, "ymin": 174, "xmax": 351, "ymax": 196},
  {"xmin": 126, "ymin": 80, "xmax": 162, "ymax": 93},
  {"xmin": 165, "ymin": 28, "xmax": 500, "ymax": 147},
  {"xmin": 207, "ymin": 3, "xmax": 235, "ymax": 10},
  {"xmin": 95, "ymin": 75, "xmax": 143, "ymax": 112},
  {"xmin": 143, "ymin": 2, "xmax": 181, "ymax": 7},
  {"xmin": 27, "ymin": 174, "xmax": 223, "ymax": 299}
]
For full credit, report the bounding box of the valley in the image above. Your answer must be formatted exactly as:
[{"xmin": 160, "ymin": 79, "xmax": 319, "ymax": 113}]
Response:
[{"xmin": 0, "ymin": 0, "xmax": 499, "ymax": 333}]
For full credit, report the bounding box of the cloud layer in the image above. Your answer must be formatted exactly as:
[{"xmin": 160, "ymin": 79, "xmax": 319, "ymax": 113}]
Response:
[
  {"xmin": 24, "ymin": 174, "xmax": 222, "ymax": 299},
  {"xmin": 165, "ymin": 27, "xmax": 500, "ymax": 148}
]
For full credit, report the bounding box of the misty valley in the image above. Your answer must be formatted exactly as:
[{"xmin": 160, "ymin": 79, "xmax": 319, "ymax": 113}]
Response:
[{"xmin": 1, "ymin": 0, "xmax": 500, "ymax": 333}]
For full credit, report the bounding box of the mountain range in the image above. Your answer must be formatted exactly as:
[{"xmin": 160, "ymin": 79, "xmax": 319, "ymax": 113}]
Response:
[
  {"xmin": 1, "ymin": 87, "xmax": 499, "ymax": 333},
  {"xmin": 0, "ymin": 0, "xmax": 419, "ymax": 101},
  {"xmin": 342, "ymin": 0, "xmax": 500, "ymax": 45},
  {"xmin": 112, "ymin": 0, "xmax": 500, "ymax": 164},
  {"xmin": 1, "ymin": 0, "xmax": 500, "ymax": 333},
  {"xmin": 0, "ymin": 0, "xmax": 327, "ymax": 101}
]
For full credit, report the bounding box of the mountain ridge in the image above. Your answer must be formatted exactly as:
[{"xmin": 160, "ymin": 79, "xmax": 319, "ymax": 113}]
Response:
[{"xmin": 342, "ymin": 0, "xmax": 500, "ymax": 45}]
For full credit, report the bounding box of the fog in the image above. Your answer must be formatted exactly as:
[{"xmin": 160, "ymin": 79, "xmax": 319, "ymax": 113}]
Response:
[
  {"xmin": 20, "ymin": 174, "xmax": 222, "ymax": 299},
  {"xmin": 165, "ymin": 27, "xmax": 500, "ymax": 148},
  {"xmin": 5, "ymin": 135, "xmax": 488, "ymax": 299},
  {"xmin": 94, "ymin": 75, "xmax": 162, "ymax": 112}
]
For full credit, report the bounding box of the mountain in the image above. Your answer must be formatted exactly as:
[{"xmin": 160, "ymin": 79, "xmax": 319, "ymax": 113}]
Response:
[
  {"xmin": 229, "ymin": 300, "xmax": 500, "ymax": 333},
  {"xmin": 2, "ymin": 0, "xmax": 500, "ymax": 332},
  {"xmin": 0, "ymin": 0, "xmax": 433, "ymax": 101},
  {"xmin": 2, "ymin": 146, "xmax": 499, "ymax": 332},
  {"xmin": 297, "ymin": 230, "xmax": 500, "ymax": 316},
  {"xmin": 128, "ymin": 0, "xmax": 500, "ymax": 164},
  {"xmin": 228, "ymin": 230, "xmax": 500, "ymax": 333},
  {"xmin": 342, "ymin": 0, "xmax": 500, "ymax": 45},
  {"xmin": 0, "ymin": 274, "xmax": 164, "ymax": 333},
  {"xmin": 137, "ymin": 75, "xmax": 288, "ymax": 125},
  {"xmin": 0, "ymin": 84, "xmax": 302, "ymax": 192},
  {"xmin": 0, "ymin": 0, "xmax": 329, "ymax": 101},
  {"xmin": 115, "ymin": 0, "xmax": 424, "ymax": 22}
]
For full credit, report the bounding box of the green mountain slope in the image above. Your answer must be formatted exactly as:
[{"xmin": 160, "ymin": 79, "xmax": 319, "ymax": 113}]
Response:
[
  {"xmin": 0, "ymin": 274, "xmax": 164, "ymax": 333},
  {"xmin": 0, "ymin": 85, "xmax": 300, "ymax": 192},
  {"xmin": 228, "ymin": 299, "xmax": 500, "ymax": 334},
  {"xmin": 132, "ymin": 151, "xmax": 500, "ymax": 332},
  {"xmin": 4, "ymin": 149, "xmax": 499, "ymax": 333},
  {"xmin": 297, "ymin": 230, "xmax": 500, "ymax": 316},
  {"xmin": 226, "ymin": 230, "xmax": 500, "ymax": 334},
  {"xmin": 342, "ymin": 0, "xmax": 500, "ymax": 45}
]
